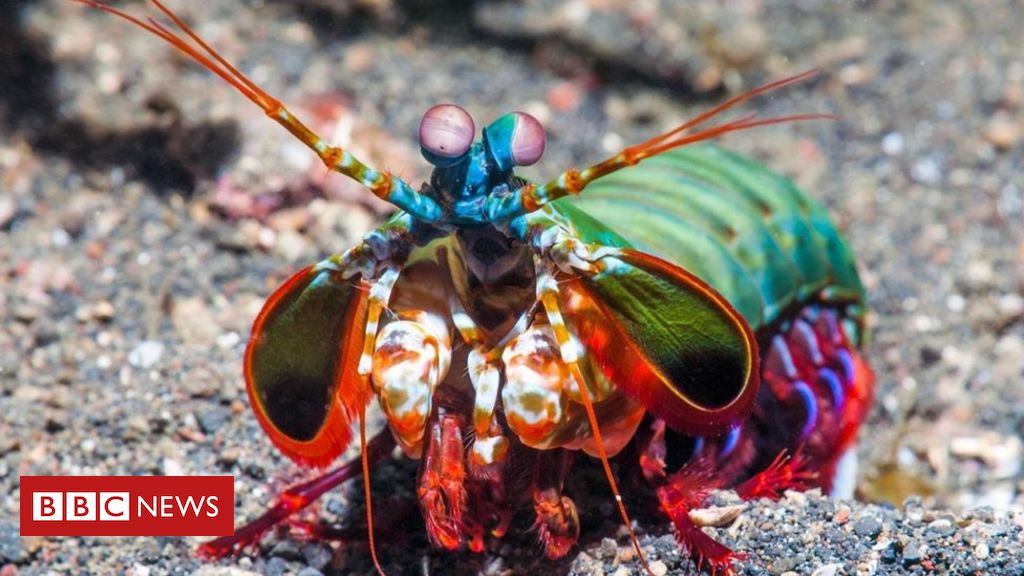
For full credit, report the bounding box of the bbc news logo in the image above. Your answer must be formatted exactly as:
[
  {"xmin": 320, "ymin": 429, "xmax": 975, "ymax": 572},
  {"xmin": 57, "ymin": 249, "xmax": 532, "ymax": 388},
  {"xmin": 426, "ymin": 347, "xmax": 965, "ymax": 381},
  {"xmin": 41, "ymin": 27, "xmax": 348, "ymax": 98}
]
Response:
[
  {"xmin": 32, "ymin": 491, "xmax": 132, "ymax": 521},
  {"xmin": 20, "ymin": 476, "xmax": 233, "ymax": 536}
]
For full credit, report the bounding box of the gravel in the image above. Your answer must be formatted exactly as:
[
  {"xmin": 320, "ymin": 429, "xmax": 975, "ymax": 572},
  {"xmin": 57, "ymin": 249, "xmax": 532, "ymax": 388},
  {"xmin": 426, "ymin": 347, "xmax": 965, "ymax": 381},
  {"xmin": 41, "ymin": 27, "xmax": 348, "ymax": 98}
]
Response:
[{"xmin": 2, "ymin": 0, "xmax": 1023, "ymax": 574}]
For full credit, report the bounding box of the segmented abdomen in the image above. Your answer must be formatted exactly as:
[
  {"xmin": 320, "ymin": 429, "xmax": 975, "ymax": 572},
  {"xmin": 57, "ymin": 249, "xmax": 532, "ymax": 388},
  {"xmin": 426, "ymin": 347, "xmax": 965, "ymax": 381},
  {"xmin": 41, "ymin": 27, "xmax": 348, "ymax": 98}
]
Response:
[{"xmin": 560, "ymin": 144, "xmax": 873, "ymax": 494}]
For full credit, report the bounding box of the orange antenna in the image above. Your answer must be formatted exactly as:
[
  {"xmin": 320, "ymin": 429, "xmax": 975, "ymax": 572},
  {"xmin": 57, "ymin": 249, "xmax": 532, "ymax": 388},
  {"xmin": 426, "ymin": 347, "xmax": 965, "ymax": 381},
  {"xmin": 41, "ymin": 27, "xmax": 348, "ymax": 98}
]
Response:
[
  {"xmin": 76, "ymin": 0, "xmax": 444, "ymax": 220},
  {"xmin": 75, "ymin": 1, "xmax": 272, "ymax": 109},
  {"xmin": 617, "ymin": 111, "xmax": 834, "ymax": 165},
  {"xmin": 623, "ymin": 68, "xmax": 824, "ymax": 160},
  {"xmin": 567, "ymin": 363, "xmax": 654, "ymax": 575},
  {"xmin": 534, "ymin": 269, "xmax": 655, "ymax": 575},
  {"xmin": 485, "ymin": 69, "xmax": 834, "ymax": 220},
  {"xmin": 360, "ymin": 412, "xmax": 387, "ymax": 576}
]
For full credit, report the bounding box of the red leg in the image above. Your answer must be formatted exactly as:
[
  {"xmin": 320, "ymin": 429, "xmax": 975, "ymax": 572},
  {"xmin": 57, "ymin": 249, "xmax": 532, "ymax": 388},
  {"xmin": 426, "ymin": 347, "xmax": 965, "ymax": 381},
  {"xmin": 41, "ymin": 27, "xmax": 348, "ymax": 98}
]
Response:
[
  {"xmin": 531, "ymin": 449, "xmax": 579, "ymax": 559},
  {"xmin": 735, "ymin": 449, "xmax": 817, "ymax": 501},
  {"xmin": 638, "ymin": 418, "xmax": 668, "ymax": 482},
  {"xmin": 197, "ymin": 431, "xmax": 396, "ymax": 558},
  {"xmin": 654, "ymin": 460, "xmax": 742, "ymax": 575},
  {"xmin": 636, "ymin": 422, "xmax": 741, "ymax": 575},
  {"xmin": 418, "ymin": 411, "xmax": 468, "ymax": 550}
]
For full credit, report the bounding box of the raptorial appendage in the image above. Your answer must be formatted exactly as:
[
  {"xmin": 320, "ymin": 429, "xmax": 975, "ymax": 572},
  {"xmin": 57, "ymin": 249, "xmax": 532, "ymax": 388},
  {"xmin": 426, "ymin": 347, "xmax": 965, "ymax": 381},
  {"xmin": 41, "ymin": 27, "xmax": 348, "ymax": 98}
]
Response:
[
  {"xmin": 371, "ymin": 308, "xmax": 451, "ymax": 455},
  {"xmin": 501, "ymin": 323, "xmax": 569, "ymax": 447}
]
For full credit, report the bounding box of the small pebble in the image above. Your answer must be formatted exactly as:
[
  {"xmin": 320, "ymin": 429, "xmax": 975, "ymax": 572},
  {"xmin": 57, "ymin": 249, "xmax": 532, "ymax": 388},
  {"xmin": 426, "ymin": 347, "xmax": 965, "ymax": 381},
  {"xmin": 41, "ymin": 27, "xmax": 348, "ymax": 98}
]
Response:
[
  {"xmin": 266, "ymin": 206, "xmax": 311, "ymax": 233},
  {"xmin": 717, "ymin": 20, "xmax": 767, "ymax": 66},
  {"xmin": 811, "ymin": 564, "xmax": 841, "ymax": 576},
  {"xmin": 910, "ymin": 157, "xmax": 941, "ymax": 185},
  {"xmin": 177, "ymin": 427, "xmax": 206, "ymax": 443},
  {"xmin": 690, "ymin": 505, "xmax": 745, "ymax": 527},
  {"xmin": 617, "ymin": 545, "xmax": 636, "ymax": 563},
  {"xmin": 926, "ymin": 518, "xmax": 957, "ymax": 538},
  {"xmin": 128, "ymin": 340, "xmax": 165, "ymax": 369},
  {"xmin": 772, "ymin": 557, "xmax": 799, "ymax": 573},
  {"xmin": 902, "ymin": 541, "xmax": 925, "ymax": 566},
  {"xmin": 881, "ymin": 132, "xmax": 904, "ymax": 155},
  {"xmin": 93, "ymin": 300, "xmax": 116, "ymax": 321},
  {"xmin": 192, "ymin": 568, "xmax": 262, "ymax": 576},
  {"xmin": 854, "ymin": 516, "xmax": 883, "ymax": 539},
  {"xmin": 0, "ymin": 522, "xmax": 24, "ymax": 563},
  {"xmin": 598, "ymin": 538, "xmax": 617, "ymax": 560},
  {"xmin": 945, "ymin": 293, "xmax": 965, "ymax": 312},
  {"xmin": 0, "ymin": 196, "xmax": 15, "ymax": 228},
  {"xmin": 244, "ymin": 462, "xmax": 266, "ymax": 480},
  {"xmin": 270, "ymin": 539, "xmax": 301, "ymax": 561},
  {"xmin": 343, "ymin": 42, "xmax": 375, "ymax": 72},
  {"xmin": 950, "ymin": 434, "xmax": 1023, "ymax": 478},
  {"xmin": 217, "ymin": 448, "xmax": 241, "ymax": 467},
  {"xmin": 648, "ymin": 560, "xmax": 668, "ymax": 576},
  {"xmin": 196, "ymin": 407, "xmax": 230, "ymax": 435},
  {"xmin": 161, "ymin": 458, "xmax": 184, "ymax": 476},
  {"xmin": 547, "ymin": 81, "xmax": 584, "ymax": 113},
  {"xmin": 302, "ymin": 544, "xmax": 332, "ymax": 571},
  {"xmin": 13, "ymin": 303, "xmax": 42, "ymax": 323},
  {"xmin": 13, "ymin": 385, "xmax": 53, "ymax": 403},
  {"xmin": 879, "ymin": 541, "xmax": 899, "ymax": 564},
  {"xmin": 273, "ymin": 230, "xmax": 311, "ymax": 261},
  {"xmin": 264, "ymin": 557, "xmax": 288, "ymax": 576},
  {"xmin": 217, "ymin": 331, "xmax": 241, "ymax": 349},
  {"xmin": 833, "ymin": 505, "xmax": 851, "ymax": 525},
  {"xmin": 838, "ymin": 63, "xmax": 872, "ymax": 85},
  {"xmin": 984, "ymin": 114, "xmax": 1019, "ymax": 150}
]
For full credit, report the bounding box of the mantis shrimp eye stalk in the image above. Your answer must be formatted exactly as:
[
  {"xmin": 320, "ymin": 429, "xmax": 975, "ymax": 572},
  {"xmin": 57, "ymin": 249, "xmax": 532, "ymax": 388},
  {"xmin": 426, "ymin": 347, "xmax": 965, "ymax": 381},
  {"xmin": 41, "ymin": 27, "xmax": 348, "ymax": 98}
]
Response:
[
  {"xmin": 507, "ymin": 111, "xmax": 546, "ymax": 166},
  {"xmin": 371, "ymin": 314, "xmax": 452, "ymax": 456},
  {"xmin": 419, "ymin": 104, "xmax": 475, "ymax": 165},
  {"xmin": 485, "ymin": 111, "xmax": 546, "ymax": 171}
]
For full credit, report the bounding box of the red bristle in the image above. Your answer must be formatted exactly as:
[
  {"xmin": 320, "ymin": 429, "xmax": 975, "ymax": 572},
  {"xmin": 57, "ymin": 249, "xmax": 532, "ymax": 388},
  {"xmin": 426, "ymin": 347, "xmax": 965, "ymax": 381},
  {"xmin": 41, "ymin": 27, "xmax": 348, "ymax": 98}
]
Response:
[{"xmin": 735, "ymin": 449, "xmax": 817, "ymax": 501}]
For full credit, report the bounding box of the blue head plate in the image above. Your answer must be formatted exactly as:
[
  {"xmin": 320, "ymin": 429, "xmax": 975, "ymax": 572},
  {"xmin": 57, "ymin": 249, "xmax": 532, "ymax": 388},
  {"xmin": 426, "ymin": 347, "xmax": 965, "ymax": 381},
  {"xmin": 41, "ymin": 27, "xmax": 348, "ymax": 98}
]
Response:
[{"xmin": 419, "ymin": 105, "xmax": 546, "ymax": 213}]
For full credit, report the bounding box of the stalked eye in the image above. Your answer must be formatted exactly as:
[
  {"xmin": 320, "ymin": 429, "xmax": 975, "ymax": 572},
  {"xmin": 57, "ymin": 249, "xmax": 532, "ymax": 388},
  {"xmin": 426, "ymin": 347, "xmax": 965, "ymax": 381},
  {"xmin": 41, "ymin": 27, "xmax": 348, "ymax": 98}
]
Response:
[
  {"xmin": 483, "ymin": 111, "xmax": 546, "ymax": 171},
  {"xmin": 419, "ymin": 104, "xmax": 475, "ymax": 162},
  {"xmin": 508, "ymin": 112, "xmax": 545, "ymax": 166}
]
